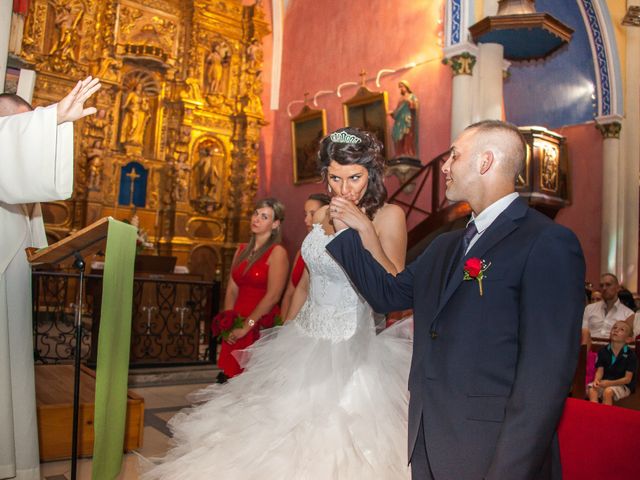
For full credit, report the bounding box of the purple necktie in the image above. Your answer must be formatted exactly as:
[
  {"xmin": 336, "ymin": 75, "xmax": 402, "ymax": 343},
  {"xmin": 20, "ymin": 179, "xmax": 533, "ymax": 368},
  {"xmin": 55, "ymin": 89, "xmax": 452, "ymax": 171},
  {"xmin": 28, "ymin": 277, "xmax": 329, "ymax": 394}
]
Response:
[{"xmin": 461, "ymin": 221, "xmax": 478, "ymax": 255}]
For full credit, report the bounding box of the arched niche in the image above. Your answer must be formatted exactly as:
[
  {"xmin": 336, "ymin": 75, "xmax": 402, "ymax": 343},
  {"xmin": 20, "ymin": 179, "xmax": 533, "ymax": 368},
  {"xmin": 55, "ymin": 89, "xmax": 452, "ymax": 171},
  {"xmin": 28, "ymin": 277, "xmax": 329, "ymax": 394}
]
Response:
[
  {"xmin": 118, "ymin": 161, "xmax": 149, "ymax": 207},
  {"xmin": 190, "ymin": 136, "xmax": 226, "ymax": 214}
]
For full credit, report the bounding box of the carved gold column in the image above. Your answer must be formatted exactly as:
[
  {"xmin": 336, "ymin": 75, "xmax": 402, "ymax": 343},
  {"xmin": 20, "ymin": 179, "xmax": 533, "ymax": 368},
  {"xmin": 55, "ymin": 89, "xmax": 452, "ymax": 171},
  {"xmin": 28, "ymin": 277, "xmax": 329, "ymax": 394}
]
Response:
[
  {"xmin": 443, "ymin": 46, "xmax": 477, "ymax": 141},
  {"xmin": 596, "ymin": 119, "xmax": 622, "ymax": 277}
]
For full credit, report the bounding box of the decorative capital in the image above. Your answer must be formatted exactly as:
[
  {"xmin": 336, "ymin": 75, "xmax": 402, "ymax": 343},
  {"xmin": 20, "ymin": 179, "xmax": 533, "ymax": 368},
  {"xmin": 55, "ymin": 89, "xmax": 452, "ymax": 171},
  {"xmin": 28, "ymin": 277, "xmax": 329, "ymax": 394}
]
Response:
[
  {"xmin": 596, "ymin": 121, "xmax": 622, "ymax": 139},
  {"xmin": 443, "ymin": 52, "xmax": 477, "ymax": 76}
]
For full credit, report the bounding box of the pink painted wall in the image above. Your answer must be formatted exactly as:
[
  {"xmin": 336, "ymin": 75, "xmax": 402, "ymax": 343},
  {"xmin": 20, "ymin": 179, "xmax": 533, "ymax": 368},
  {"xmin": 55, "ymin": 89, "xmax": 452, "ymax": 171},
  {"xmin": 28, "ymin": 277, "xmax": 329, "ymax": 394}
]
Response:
[
  {"xmin": 258, "ymin": 0, "xmax": 451, "ymax": 256},
  {"xmin": 256, "ymin": 2, "xmax": 603, "ymax": 283},
  {"xmin": 555, "ymin": 122, "xmax": 603, "ymax": 284}
]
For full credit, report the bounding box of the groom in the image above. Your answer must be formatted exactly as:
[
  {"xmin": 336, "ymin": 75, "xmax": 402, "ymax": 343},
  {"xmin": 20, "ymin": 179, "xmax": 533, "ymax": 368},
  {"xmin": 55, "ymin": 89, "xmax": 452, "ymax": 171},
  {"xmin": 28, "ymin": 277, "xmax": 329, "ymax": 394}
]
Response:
[{"xmin": 327, "ymin": 120, "xmax": 585, "ymax": 480}]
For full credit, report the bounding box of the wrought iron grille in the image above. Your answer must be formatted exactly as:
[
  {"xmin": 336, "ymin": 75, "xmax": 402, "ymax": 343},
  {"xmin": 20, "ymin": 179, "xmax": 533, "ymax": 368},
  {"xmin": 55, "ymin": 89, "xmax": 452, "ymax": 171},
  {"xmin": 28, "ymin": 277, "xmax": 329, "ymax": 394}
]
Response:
[{"xmin": 32, "ymin": 271, "xmax": 219, "ymax": 367}]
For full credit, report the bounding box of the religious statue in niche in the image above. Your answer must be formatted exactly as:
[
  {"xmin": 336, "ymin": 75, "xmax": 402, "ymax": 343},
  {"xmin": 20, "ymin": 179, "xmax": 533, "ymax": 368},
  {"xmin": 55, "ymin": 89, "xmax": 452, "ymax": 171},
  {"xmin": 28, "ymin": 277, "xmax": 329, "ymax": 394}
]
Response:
[
  {"xmin": 242, "ymin": 81, "xmax": 263, "ymax": 117},
  {"xmin": 171, "ymin": 153, "xmax": 190, "ymax": 203},
  {"xmin": 390, "ymin": 80, "xmax": 419, "ymax": 159},
  {"xmin": 192, "ymin": 140, "xmax": 224, "ymax": 212},
  {"xmin": 246, "ymin": 38, "xmax": 263, "ymax": 75},
  {"xmin": 86, "ymin": 139, "xmax": 104, "ymax": 192},
  {"xmin": 181, "ymin": 67, "xmax": 204, "ymax": 102},
  {"xmin": 204, "ymin": 41, "xmax": 231, "ymax": 96},
  {"xmin": 119, "ymin": 83, "xmax": 151, "ymax": 146},
  {"xmin": 49, "ymin": 0, "xmax": 85, "ymax": 63}
]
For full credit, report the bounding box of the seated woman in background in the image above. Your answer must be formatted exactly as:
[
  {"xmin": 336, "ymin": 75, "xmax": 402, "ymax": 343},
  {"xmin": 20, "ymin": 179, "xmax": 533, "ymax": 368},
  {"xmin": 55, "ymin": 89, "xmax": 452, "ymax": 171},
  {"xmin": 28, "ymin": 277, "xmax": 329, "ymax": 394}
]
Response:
[
  {"xmin": 280, "ymin": 192, "xmax": 330, "ymax": 318},
  {"xmin": 216, "ymin": 198, "xmax": 289, "ymax": 382}
]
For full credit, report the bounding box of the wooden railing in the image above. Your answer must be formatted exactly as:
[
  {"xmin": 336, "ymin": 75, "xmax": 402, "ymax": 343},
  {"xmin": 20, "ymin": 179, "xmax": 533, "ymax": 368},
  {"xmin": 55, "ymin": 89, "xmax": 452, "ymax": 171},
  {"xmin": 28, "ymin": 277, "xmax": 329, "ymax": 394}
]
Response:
[
  {"xmin": 387, "ymin": 151, "xmax": 449, "ymax": 225},
  {"xmin": 387, "ymin": 151, "xmax": 471, "ymax": 255}
]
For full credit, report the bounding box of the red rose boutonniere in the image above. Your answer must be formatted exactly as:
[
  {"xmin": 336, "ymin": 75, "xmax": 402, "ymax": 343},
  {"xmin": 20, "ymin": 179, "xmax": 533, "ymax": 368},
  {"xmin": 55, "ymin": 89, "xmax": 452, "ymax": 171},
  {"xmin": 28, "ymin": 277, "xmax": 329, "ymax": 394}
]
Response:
[{"xmin": 463, "ymin": 257, "xmax": 491, "ymax": 296}]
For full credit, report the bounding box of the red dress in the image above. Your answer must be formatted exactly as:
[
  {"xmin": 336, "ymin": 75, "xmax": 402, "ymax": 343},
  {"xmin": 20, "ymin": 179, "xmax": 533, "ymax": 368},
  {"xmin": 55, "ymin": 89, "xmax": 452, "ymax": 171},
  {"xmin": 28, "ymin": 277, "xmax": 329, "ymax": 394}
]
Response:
[
  {"xmin": 291, "ymin": 252, "xmax": 306, "ymax": 288},
  {"xmin": 218, "ymin": 244, "xmax": 281, "ymax": 378}
]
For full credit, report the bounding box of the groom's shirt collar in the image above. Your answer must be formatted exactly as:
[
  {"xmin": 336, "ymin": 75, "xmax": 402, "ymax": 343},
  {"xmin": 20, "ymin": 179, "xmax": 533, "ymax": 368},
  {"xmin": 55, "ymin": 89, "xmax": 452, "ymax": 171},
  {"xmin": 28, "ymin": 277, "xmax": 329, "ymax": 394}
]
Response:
[{"xmin": 465, "ymin": 192, "xmax": 519, "ymax": 253}]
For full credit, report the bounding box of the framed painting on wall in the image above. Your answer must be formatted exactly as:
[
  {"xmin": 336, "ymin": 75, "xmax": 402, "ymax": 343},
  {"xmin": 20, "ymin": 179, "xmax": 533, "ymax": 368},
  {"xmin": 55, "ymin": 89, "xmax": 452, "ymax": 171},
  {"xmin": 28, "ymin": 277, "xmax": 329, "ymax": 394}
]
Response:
[
  {"xmin": 291, "ymin": 105, "xmax": 327, "ymax": 184},
  {"xmin": 343, "ymin": 86, "xmax": 389, "ymax": 158}
]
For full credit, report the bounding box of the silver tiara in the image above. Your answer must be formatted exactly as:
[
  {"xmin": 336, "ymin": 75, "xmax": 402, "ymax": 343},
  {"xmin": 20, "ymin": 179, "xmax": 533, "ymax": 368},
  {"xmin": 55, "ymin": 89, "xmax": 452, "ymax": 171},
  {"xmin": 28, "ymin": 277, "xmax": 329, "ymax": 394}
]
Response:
[{"xmin": 330, "ymin": 131, "xmax": 362, "ymax": 144}]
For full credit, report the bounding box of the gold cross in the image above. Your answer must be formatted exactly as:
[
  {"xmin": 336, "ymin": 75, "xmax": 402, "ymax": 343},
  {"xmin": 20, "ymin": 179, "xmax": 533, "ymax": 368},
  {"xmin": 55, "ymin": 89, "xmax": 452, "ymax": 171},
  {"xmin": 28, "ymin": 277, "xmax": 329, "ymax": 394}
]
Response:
[{"xmin": 126, "ymin": 168, "xmax": 141, "ymax": 205}]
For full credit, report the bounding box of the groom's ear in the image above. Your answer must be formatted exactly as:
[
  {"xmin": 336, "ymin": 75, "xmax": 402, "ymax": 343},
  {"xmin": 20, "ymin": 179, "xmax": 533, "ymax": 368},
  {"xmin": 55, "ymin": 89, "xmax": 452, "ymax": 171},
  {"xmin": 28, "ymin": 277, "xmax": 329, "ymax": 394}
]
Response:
[{"xmin": 479, "ymin": 151, "xmax": 494, "ymax": 175}]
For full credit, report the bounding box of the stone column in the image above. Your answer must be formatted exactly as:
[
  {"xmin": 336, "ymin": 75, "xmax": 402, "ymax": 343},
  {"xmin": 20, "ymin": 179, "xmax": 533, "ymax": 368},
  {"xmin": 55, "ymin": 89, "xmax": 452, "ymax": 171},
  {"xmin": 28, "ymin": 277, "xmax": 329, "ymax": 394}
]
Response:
[
  {"xmin": 483, "ymin": 0, "xmax": 499, "ymax": 17},
  {"xmin": 443, "ymin": 47, "xmax": 477, "ymax": 141},
  {"xmin": 596, "ymin": 119, "xmax": 622, "ymax": 277},
  {"xmin": 16, "ymin": 68, "xmax": 36, "ymax": 102},
  {"xmin": 0, "ymin": 0, "xmax": 12, "ymax": 92},
  {"xmin": 474, "ymin": 42, "xmax": 506, "ymax": 122},
  {"xmin": 622, "ymin": 14, "xmax": 640, "ymax": 291}
]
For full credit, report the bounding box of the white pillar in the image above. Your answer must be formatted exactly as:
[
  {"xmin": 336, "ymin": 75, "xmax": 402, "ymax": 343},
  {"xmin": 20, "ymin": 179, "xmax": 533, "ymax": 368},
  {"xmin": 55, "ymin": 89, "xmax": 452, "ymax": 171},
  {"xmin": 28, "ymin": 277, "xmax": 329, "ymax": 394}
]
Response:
[
  {"xmin": 443, "ymin": 46, "xmax": 477, "ymax": 141},
  {"xmin": 597, "ymin": 119, "xmax": 622, "ymax": 277},
  {"xmin": 621, "ymin": 18, "xmax": 640, "ymax": 291},
  {"xmin": 0, "ymin": 0, "xmax": 13, "ymax": 93},
  {"xmin": 17, "ymin": 69, "xmax": 36, "ymax": 103},
  {"xmin": 474, "ymin": 43, "xmax": 505, "ymax": 121},
  {"xmin": 483, "ymin": 0, "xmax": 499, "ymax": 17}
]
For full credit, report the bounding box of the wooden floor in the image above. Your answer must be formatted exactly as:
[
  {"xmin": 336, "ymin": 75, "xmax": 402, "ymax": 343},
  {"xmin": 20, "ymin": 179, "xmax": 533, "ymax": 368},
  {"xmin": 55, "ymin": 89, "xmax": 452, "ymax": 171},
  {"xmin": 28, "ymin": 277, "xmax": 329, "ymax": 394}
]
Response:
[{"xmin": 40, "ymin": 382, "xmax": 209, "ymax": 480}]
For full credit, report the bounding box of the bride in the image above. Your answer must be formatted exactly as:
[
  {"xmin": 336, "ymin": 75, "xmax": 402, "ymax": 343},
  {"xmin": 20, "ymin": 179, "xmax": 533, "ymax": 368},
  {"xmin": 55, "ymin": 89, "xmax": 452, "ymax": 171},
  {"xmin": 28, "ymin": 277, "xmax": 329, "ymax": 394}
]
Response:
[{"xmin": 142, "ymin": 127, "xmax": 412, "ymax": 479}]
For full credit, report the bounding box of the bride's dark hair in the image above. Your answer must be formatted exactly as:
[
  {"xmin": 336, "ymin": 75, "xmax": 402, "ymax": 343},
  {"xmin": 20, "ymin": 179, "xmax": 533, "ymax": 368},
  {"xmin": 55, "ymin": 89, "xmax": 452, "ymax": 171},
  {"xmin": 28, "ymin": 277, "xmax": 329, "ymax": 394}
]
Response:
[{"xmin": 317, "ymin": 127, "xmax": 387, "ymax": 219}]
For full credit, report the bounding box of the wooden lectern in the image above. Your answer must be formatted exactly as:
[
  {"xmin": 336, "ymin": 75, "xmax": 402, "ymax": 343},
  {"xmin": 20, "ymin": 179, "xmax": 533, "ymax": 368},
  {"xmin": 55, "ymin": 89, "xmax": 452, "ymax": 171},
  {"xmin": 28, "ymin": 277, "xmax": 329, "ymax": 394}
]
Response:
[{"xmin": 27, "ymin": 217, "xmax": 109, "ymax": 480}]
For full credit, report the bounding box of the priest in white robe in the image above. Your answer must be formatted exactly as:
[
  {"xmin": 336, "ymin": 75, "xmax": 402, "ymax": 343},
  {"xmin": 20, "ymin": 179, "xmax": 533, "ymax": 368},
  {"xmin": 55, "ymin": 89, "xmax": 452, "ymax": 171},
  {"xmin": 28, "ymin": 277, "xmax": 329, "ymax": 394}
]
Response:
[{"xmin": 0, "ymin": 77, "xmax": 100, "ymax": 480}]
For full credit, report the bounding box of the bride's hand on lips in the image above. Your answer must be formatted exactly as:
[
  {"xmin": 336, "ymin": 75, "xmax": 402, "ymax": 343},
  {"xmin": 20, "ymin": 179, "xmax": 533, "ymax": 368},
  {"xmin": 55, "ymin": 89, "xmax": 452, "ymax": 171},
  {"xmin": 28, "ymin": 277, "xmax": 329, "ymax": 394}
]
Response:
[{"xmin": 329, "ymin": 197, "xmax": 370, "ymax": 233}]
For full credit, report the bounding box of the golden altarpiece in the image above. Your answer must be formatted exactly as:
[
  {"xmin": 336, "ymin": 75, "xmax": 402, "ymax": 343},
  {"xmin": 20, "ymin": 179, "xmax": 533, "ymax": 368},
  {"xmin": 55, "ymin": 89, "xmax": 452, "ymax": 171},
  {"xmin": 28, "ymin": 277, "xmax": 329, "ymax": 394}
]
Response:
[{"xmin": 17, "ymin": 0, "xmax": 269, "ymax": 281}]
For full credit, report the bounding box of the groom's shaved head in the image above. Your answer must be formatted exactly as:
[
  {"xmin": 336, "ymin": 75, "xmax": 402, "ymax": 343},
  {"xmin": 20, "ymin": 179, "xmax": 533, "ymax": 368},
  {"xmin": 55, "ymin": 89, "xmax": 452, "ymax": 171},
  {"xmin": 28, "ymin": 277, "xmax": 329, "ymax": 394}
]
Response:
[
  {"xmin": 465, "ymin": 120, "xmax": 526, "ymax": 182},
  {"xmin": 0, "ymin": 93, "xmax": 33, "ymax": 117}
]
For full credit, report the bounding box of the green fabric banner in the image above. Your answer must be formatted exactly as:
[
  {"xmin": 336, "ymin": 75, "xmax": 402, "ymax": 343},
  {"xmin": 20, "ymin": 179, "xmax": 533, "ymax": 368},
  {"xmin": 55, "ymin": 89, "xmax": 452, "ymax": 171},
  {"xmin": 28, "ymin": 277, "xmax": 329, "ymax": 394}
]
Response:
[{"xmin": 92, "ymin": 218, "xmax": 137, "ymax": 480}]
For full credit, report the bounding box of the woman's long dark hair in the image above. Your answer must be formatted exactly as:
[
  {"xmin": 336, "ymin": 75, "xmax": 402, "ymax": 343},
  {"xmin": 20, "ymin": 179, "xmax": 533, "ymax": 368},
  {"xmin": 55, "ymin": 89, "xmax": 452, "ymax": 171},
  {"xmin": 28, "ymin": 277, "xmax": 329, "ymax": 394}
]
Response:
[
  {"xmin": 317, "ymin": 127, "xmax": 386, "ymax": 219},
  {"xmin": 234, "ymin": 198, "xmax": 285, "ymax": 272}
]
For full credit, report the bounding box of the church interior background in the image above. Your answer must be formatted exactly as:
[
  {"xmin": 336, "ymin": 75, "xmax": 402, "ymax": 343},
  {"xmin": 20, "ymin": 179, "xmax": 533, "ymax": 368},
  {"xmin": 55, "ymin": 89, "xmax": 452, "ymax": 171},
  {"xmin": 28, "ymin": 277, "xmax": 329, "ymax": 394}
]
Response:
[
  {"xmin": 2, "ymin": 0, "xmax": 640, "ymax": 476},
  {"xmin": 5, "ymin": 0, "xmax": 639, "ymax": 290}
]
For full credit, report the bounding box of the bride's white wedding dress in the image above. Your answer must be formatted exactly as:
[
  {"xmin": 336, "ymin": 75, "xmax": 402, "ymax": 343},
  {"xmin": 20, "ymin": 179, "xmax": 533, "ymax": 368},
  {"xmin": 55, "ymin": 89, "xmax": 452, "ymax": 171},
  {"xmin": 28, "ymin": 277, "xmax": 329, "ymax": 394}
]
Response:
[{"xmin": 142, "ymin": 224, "xmax": 412, "ymax": 479}]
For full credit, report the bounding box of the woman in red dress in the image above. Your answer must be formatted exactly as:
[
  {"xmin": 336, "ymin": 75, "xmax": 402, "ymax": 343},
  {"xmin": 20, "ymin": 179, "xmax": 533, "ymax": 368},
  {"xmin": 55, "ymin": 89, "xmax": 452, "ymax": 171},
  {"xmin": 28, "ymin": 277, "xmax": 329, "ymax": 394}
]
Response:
[
  {"xmin": 280, "ymin": 193, "xmax": 330, "ymax": 318},
  {"xmin": 217, "ymin": 198, "xmax": 289, "ymax": 381}
]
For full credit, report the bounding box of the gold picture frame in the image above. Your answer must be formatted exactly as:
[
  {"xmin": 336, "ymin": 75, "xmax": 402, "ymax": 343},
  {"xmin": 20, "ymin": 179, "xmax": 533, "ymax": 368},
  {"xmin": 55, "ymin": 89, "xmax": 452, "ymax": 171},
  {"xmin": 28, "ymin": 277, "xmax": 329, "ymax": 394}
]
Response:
[
  {"xmin": 343, "ymin": 86, "xmax": 389, "ymax": 158},
  {"xmin": 291, "ymin": 105, "xmax": 327, "ymax": 184}
]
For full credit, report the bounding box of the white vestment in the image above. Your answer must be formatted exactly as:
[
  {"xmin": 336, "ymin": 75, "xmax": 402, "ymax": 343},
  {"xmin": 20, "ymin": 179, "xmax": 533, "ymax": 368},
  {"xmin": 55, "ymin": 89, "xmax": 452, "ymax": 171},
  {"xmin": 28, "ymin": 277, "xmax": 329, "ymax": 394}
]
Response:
[{"xmin": 0, "ymin": 105, "xmax": 74, "ymax": 480}]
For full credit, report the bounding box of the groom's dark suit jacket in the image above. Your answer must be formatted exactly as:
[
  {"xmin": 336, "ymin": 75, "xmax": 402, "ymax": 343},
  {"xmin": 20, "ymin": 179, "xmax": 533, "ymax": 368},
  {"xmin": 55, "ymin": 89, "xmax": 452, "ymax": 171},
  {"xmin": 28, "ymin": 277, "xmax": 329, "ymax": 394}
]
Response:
[{"xmin": 326, "ymin": 198, "xmax": 585, "ymax": 480}]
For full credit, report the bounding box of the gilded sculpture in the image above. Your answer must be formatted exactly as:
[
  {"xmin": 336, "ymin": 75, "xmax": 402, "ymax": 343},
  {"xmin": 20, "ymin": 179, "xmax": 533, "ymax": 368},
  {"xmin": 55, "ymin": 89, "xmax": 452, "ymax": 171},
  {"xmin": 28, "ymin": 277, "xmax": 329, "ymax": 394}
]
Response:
[
  {"xmin": 48, "ymin": 0, "xmax": 85, "ymax": 67},
  {"xmin": 120, "ymin": 83, "xmax": 150, "ymax": 146},
  {"xmin": 17, "ymin": 0, "xmax": 270, "ymax": 271},
  {"xmin": 205, "ymin": 41, "xmax": 231, "ymax": 96}
]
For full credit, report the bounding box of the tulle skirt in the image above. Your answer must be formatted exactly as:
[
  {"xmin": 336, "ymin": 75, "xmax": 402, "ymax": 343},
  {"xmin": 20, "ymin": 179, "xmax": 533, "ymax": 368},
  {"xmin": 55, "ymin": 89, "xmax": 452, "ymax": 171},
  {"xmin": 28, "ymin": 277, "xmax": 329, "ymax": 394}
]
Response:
[{"xmin": 141, "ymin": 318, "xmax": 413, "ymax": 480}]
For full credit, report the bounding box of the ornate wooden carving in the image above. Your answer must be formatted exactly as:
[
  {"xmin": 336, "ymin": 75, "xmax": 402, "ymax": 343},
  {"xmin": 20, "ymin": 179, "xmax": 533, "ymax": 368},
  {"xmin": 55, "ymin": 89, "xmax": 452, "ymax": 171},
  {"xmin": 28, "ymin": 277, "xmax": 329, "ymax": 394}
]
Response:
[{"xmin": 19, "ymin": 0, "xmax": 270, "ymax": 280}]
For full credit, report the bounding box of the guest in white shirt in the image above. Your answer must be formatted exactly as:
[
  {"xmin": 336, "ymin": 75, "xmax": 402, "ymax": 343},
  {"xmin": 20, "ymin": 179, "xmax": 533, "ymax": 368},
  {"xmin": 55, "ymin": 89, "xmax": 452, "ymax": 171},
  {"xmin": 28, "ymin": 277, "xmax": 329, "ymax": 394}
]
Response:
[
  {"xmin": 626, "ymin": 312, "xmax": 640, "ymax": 340},
  {"xmin": 582, "ymin": 273, "xmax": 633, "ymax": 339}
]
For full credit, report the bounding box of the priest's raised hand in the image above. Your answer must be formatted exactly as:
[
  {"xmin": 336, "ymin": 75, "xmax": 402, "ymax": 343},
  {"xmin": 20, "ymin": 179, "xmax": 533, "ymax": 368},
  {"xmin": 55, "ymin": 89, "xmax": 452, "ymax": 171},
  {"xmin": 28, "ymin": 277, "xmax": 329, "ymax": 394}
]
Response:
[{"xmin": 56, "ymin": 76, "xmax": 102, "ymax": 124}]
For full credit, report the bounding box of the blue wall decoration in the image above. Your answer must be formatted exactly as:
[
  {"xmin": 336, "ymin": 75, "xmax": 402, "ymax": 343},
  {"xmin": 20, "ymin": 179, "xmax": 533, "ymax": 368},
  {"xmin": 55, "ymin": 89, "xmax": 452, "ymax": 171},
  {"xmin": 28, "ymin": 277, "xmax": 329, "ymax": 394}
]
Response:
[{"xmin": 118, "ymin": 161, "xmax": 148, "ymax": 207}]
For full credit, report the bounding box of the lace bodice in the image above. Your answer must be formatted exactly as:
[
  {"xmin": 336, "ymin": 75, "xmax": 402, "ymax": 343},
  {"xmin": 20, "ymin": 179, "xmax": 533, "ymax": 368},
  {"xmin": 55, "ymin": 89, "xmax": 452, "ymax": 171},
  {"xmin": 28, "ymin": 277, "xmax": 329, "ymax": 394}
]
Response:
[{"xmin": 294, "ymin": 224, "xmax": 374, "ymax": 341}]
